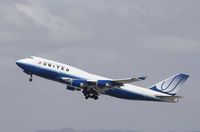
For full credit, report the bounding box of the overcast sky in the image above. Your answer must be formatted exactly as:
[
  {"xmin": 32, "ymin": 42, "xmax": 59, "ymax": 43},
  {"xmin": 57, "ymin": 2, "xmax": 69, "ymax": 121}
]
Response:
[{"xmin": 0, "ymin": 0, "xmax": 200, "ymax": 132}]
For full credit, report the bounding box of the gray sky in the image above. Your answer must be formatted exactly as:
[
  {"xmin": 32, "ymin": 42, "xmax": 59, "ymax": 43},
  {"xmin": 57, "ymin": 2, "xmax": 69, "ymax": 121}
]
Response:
[{"xmin": 0, "ymin": 0, "xmax": 200, "ymax": 132}]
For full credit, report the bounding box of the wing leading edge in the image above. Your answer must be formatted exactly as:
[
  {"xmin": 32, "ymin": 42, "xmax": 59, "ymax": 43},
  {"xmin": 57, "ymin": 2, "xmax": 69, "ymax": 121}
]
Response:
[{"xmin": 61, "ymin": 76, "xmax": 147, "ymax": 88}]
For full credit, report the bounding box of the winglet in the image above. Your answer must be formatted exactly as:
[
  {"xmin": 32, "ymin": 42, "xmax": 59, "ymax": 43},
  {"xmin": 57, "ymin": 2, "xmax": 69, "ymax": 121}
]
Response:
[{"xmin": 138, "ymin": 76, "xmax": 147, "ymax": 80}]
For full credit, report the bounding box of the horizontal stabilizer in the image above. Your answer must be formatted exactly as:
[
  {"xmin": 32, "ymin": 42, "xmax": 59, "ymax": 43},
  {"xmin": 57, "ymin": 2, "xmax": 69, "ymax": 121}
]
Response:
[{"xmin": 156, "ymin": 95, "xmax": 183, "ymax": 103}]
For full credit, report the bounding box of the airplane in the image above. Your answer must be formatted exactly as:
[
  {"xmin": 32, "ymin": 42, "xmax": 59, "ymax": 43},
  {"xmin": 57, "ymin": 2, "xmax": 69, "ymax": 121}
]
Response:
[{"xmin": 16, "ymin": 56, "xmax": 189, "ymax": 103}]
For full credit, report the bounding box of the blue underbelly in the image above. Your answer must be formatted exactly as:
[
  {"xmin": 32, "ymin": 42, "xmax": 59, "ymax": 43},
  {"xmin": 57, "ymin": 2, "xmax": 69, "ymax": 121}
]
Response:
[{"xmin": 105, "ymin": 88, "xmax": 158, "ymax": 101}]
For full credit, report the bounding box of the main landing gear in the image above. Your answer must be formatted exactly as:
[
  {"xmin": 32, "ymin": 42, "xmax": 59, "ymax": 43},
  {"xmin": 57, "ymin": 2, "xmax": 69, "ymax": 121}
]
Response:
[
  {"xmin": 84, "ymin": 94, "xmax": 98, "ymax": 100},
  {"xmin": 29, "ymin": 74, "xmax": 33, "ymax": 82},
  {"xmin": 82, "ymin": 89, "xmax": 99, "ymax": 100}
]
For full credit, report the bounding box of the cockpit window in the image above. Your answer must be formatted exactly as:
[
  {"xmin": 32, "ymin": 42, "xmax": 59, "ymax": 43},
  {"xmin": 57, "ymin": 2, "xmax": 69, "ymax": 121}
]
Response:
[{"xmin": 28, "ymin": 56, "xmax": 34, "ymax": 59}]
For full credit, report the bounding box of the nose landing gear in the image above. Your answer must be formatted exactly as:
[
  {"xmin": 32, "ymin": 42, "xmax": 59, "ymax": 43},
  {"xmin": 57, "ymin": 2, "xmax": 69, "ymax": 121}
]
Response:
[{"xmin": 29, "ymin": 74, "xmax": 33, "ymax": 82}]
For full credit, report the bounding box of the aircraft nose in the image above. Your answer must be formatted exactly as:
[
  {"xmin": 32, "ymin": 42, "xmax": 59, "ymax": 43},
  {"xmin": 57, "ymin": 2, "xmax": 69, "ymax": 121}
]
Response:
[
  {"xmin": 16, "ymin": 60, "xmax": 22, "ymax": 66},
  {"xmin": 16, "ymin": 59, "xmax": 26, "ymax": 68}
]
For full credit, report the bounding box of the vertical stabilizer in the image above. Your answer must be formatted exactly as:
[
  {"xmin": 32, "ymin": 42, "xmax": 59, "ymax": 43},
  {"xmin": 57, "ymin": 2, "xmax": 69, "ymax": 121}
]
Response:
[{"xmin": 150, "ymin": 73, "xmax": 189, "ymax": 95}]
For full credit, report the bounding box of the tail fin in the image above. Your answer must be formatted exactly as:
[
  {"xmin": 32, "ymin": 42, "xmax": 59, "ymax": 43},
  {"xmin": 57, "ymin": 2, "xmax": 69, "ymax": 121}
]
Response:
[{"xmin": 150, "ymin": 73, "xmax": 189, "ymax": 95}]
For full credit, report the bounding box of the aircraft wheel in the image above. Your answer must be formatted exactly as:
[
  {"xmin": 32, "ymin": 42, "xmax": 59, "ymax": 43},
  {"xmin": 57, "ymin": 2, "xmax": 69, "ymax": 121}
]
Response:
[
  {"xmin": 29, "ymin": 74, "xmax": 33, "ymax": 82},
  {"xmin": 29, "ymin": 78, "xmax": 33, "ymax": 82},
  {"xmin": 85, "ymin": 96, "xmax": 89, "ymax": 99},
  {"xmin": 94, "ymin": 96, "xmax": 98, "ymax": 100}
]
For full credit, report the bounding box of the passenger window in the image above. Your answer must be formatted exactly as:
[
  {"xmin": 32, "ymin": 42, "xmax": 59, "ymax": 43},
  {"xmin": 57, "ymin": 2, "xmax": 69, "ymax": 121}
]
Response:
[
  {"xmin": 61, "ymin": 67, "xmax": 64, "ymax": 71},
  {"xmin": 44, "ymin": 62, "xmax": 47, "ymax": 66},
  {"xmin": 57, "ymin": 65, "xmax": 59, "ymax": 69},
  {"xmin": 66, "ymin": 68, "xmax": 69, "ymax": 72},
  {"xmin": 48, "ymin": 63, "xmax": 52, "ymax": 67}
]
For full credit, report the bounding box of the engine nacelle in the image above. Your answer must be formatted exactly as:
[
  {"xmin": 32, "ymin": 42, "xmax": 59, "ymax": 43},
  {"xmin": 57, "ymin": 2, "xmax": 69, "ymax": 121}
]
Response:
[
  {"xmin": 66, "ymin": 86, "xmax": 81, "ymax": 91},
  {"xmin": 71, "ymin": 80, "xmax": 88, "ymax": 88},
  {"xmin": 97, "ymin": 80, "xmax": 112, "ymax": 88}
]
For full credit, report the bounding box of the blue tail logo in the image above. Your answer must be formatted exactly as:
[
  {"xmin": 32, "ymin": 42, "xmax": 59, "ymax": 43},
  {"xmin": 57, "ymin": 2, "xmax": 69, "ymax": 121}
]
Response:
[{"xmin": 150, "ymin": 73, "xmax": 189, "ymax": 95}]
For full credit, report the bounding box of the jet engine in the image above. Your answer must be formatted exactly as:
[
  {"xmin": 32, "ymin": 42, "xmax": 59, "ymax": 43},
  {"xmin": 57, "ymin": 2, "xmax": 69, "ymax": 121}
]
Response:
[
  {"xmin": 96, "ymin": 80, "xmax": 112, "ymax": 88},
  {"xmin": 71, "ymin": 79, "xmax": 88, "ymax": 88}
]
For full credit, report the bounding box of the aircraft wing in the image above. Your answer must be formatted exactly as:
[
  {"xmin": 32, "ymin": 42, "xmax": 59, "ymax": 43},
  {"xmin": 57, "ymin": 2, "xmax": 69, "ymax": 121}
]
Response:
[
  {"xmin": 109, "ymin": 76, "xmax": 147, "ymax": 84},
  {"xmin": 61, "ymin": 77, "xmax": 73, "ymax": 83},
  {"xmin": 61, "ymin": 76, "xmax": 146, "ymax": 88},
  {"xmin": 61, "ymin": 76, "xmax": 146, "ymax": 98}
]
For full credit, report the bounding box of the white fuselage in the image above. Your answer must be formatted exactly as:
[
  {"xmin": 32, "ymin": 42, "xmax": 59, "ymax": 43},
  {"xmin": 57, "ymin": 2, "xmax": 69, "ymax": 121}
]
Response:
[{"xmin": 16, "ymin": 56, "xmax": 170, "ymax": 101}]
